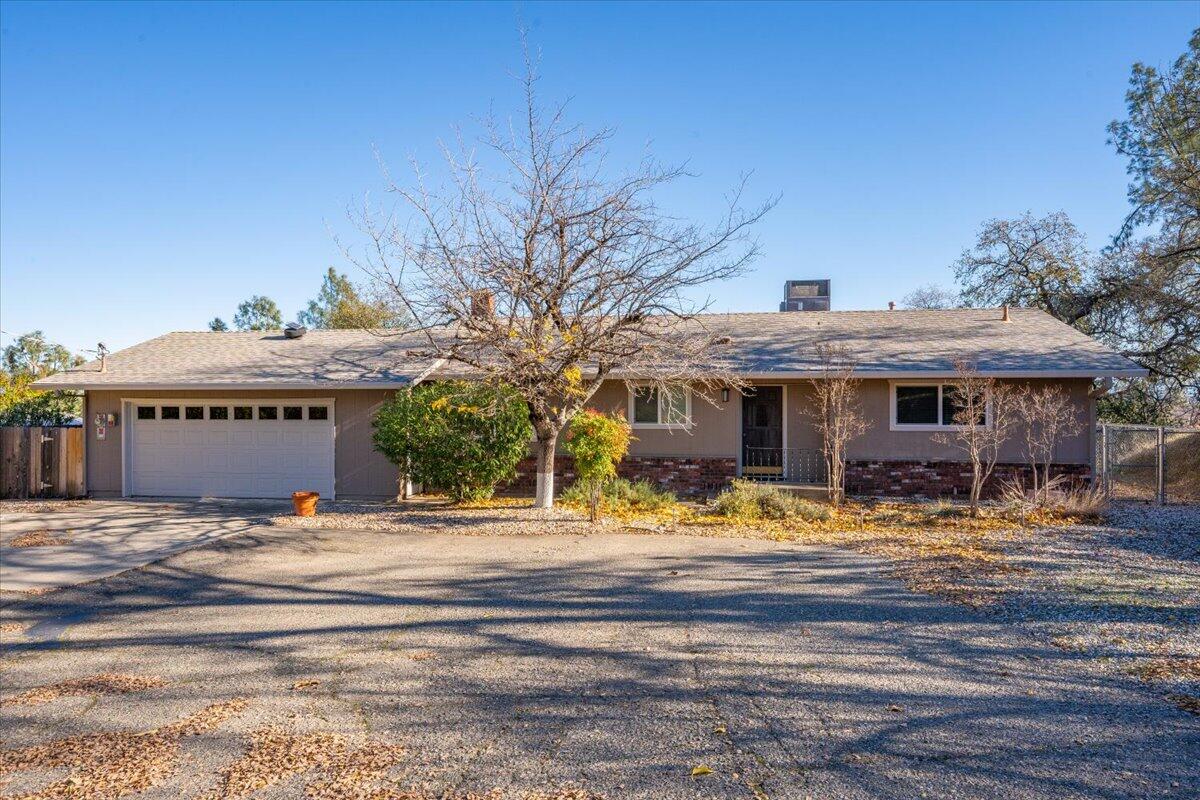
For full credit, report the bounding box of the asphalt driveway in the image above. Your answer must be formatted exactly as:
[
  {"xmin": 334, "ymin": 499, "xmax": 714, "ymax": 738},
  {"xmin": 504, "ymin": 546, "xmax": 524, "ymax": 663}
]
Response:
[
  {"xmin": 0, "ymin": 499, "xmax": 275, "ymax": 594},
  {"xmin": 1, "ymin": 516, "xmax": 1196, "ymax": 799}
]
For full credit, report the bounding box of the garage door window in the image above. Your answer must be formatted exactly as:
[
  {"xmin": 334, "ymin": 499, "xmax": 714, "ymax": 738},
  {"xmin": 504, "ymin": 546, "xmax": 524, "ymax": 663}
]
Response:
[
  {"xmin": 233, "ymin": 406, "xmax": 252, "ymax": 420},
  {"xmin": 137, "ymin": 406, "xmax": 156, "ymax": 420},
  {"xmin": 258, "ymin": 406, "xmax": 278, "ymax": 420},
  {"xmin": 209, "ymin": 406, "xmax": 229, "ymax": 420},
  {"xmin": 283, "ymin": 406, "xmax": 303, "ymax": 420},
  {"xmin": 161, "ymin": 406, "xmax": 180, "ymax": 420},
  {"xmin": 308, "ymin": 406, "xmax": 328, "ymax": 420},
  {"xmin": 185, "ymin": 406, "xmax": 204, "ymax": 420}
]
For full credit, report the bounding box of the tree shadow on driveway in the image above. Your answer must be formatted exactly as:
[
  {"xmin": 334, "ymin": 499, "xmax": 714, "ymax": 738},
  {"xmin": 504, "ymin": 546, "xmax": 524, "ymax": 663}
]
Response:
[{"xmin": 1, "ymin": 527, "xmax": 1197, "ymax": 799}]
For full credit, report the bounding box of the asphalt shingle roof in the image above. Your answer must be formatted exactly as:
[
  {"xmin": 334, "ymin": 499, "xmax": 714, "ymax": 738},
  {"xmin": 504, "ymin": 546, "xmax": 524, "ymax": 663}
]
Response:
[
  {"xmin": 667, "ymin": 308, "xmax": 1145, "ymax": 376},
  {"xmin": 34, "ymin": 308, "xmax": 1145, "ymax": 390},
  {"xmin": 34, "ymin": 329, "xmax": 444, "ymax": 389}
]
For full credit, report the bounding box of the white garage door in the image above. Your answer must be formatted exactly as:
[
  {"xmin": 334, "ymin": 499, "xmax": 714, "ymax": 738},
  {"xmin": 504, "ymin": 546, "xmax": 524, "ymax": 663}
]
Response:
[{"xmin": 128, "ymin": 400, "xmax": 335, "ymax": 499}]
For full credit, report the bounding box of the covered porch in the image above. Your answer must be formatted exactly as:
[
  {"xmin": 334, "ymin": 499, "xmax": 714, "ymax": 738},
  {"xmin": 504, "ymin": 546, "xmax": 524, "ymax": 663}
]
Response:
[{"xmin": 737, "ymin": 383, "xmax": 828, "ymax": 488}]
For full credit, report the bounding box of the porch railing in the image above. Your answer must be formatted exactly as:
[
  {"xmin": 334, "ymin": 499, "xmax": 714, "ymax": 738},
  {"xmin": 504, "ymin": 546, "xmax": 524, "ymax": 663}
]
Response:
[{"xmin": 741, "ymin": 447, "xmax": 828, "ymax": 485}]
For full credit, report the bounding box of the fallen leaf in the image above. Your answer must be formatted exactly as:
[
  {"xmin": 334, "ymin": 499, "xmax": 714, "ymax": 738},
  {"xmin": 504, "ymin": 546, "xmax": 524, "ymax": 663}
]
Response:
[
  {"xmin": 887, "ymin": 704, "xmax": 904, "ymax": 713},
  {"xmin": 712, "ymin": 723, "xmax": 727, "ymax": 735},
  {"xmin": 290, "ymin": 680, "xmax": 321, "ymax": 690},
  {"xmin": 690, "ymin": 764, "xmax": 714, "ymax": 776}
]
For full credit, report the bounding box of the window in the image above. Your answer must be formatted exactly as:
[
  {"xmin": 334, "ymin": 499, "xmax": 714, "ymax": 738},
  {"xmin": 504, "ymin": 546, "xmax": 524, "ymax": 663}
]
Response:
[
  {"xmin": 160, "ymin": 406, "xmax": 180, "ymax": 420},
  {"xmin": 283, "ymin": 406, "xmax": 303, "ymax": 420},
  {"xmin": 185, "ymin": 406, "xmax": 204, "ymax": 420},
  {"xmin": 896, "ymin": 386, "xmax": 938, "ymax": 425},
  {"xmin": 137, "ymin": 406, "xmax": 156, "ymax": 420},
  {"xmin": 893, "ymin": 383, "xmax": 988, "ymax": 428},
  {"xmin": 629, "ymin": 386, "xmax": 690, "ymax": 427},
  {"xmin": 633, "ymin": 387, "xmax": 658, "ymax": 424},
  {"xmin": 257, "ymin": 406, "xmax": 278, "ymax": 420},
  {"xmin": 233, "ymin": 406, "xmax": 253, "ymax": 420},
  {"xmin": 308, "ymin": 406, "xmax": 328, "ymax": 421},
  {"xmin": 209, "ymin": 406, "xmax": 229, "ymax": 420},
  {"xmin": 941, "ymin": 386, "xmax": 985, "ymax": 426}
]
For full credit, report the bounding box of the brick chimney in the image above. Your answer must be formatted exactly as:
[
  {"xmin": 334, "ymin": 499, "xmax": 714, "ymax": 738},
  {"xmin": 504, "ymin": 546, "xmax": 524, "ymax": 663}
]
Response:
[{"xmin": 470, "ymin": 290, "xmax": 495, "ymax": 319}]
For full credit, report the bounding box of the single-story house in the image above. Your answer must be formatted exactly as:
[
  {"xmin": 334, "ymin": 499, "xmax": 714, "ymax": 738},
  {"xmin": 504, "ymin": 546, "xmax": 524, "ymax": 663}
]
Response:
[{"xmin": 33, "ymin": 303, "xmax": 1146, "ymax": 501}]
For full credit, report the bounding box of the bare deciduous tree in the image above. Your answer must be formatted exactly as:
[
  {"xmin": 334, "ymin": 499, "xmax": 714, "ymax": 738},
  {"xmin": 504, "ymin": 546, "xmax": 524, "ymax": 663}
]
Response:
[
  {"xmin": 901, "ymin": 283, "xmax": 958, "ymax": 310},
  {"xmin": 932, "ymin": 361, "xmax": 1018, "ymax": 516},
  {"xmin": 1016, "ymin": 384, "xmax": 1083, "ymax": 504},
  {"xmin": 347, "ymin": 65, "xmax": 773, "ymax": 507},
  {"xmin": 803, "ymin": 344, "xmax": 870, "ymax": 506}
]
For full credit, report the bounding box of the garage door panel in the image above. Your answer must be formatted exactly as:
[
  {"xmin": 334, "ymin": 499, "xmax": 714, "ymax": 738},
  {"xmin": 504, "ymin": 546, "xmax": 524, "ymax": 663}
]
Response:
[{"xmin": 130, "ymin": 401, "xmax": 335, "ymax": 499}]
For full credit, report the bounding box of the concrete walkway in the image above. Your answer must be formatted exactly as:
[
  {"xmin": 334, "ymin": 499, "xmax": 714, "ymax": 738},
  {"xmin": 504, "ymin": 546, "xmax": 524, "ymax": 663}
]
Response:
[
  {"xmin": 0, "ymin": 499, "xmax": 279, "ymax": 594},
  {"xmin": 1, "ymin": 521, "xmax": 1196, "ymax": 798}
]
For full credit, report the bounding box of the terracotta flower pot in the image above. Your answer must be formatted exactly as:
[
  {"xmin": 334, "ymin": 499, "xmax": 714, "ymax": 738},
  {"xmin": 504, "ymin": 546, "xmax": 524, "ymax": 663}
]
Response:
[{"xmin": 292, "ymin": 491, "xmax": 319, "ymax": 517}]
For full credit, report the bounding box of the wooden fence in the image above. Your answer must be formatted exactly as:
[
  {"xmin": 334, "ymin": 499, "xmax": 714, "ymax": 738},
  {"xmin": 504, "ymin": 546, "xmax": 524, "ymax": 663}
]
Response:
[{"xmin": 0, "ymin": 426, "xmax": 85, "ymax": 499}]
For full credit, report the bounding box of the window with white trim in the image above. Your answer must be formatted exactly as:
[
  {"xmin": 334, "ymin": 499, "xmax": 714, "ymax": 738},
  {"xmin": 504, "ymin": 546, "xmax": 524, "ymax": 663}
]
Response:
[
  {"xmin": 892, "ymin": 383, "xmax": 987, "ymax": 428},
  {"xmin": 629, "ymin": 386, "xmax": 690, "ymax": 427}
]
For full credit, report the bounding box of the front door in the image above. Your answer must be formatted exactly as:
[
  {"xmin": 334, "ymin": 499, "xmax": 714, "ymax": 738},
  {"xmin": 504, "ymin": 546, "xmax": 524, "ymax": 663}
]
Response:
[{"xmin": 742, "ymin": 386, "xmax": 783, "ymax": 478}]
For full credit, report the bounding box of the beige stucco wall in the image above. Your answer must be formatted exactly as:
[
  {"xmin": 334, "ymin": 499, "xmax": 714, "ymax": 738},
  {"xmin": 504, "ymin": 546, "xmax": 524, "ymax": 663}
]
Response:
[
  {"xmin": 586, "ymin": 377, "xmax": 1095, "ymax": 465},
  {"xmin": 83, "ymin": 377, "xmax": 1094, "ymax": 497},
  {"xmin": 84, "ymin": 389, "xmax": 401, "ymax": 498},
  {"xmin": 586, "ymin": 380, "xmax": 739, "ymax": 457},
  {"xmin": 843, "ymin": 378, "xmax": 1095, "ymax": 464}
]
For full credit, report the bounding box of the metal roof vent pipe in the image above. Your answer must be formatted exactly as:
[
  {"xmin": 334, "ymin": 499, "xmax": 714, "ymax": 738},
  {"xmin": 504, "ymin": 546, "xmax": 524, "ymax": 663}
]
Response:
[
  {"xmin": 1001, "ymin": 304, "xmax": 1011, "ymax": 322},
  {"xmin": 284, "ymin": 323, "xmax": 307, "ymax": 339}
]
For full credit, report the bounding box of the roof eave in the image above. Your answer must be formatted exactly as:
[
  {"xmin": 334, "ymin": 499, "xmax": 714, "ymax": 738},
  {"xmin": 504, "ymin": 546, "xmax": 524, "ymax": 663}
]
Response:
[
  {"xmin": 28, "ymin": 379, "xmax": 418, "ymax": 391},
  {"xmin": 429, "ymin": 367, "xmax": 1150, "ymax": 381},
  {"xmin": 33, "ymin": 366, "xmax": 1149, "ymax": 391}
]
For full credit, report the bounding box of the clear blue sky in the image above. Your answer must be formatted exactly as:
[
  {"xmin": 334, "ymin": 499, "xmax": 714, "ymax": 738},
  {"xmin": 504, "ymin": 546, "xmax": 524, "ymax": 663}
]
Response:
[{"xmin": 1, "ymin": 1, "xmax": 1195, "ymax": 355}]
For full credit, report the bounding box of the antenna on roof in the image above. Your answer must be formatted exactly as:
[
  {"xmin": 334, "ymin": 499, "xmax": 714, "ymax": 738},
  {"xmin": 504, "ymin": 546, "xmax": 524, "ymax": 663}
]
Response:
[{"xmin": 97, "ymin": 343, "xmax": 108, "ymax": 373}]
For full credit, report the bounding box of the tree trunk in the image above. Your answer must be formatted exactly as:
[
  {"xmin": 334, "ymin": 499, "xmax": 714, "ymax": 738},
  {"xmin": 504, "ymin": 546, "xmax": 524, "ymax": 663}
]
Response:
[
  {"xmin": 534, "ymin": 433, "xmax": 557, "ymax": 509},
  {"xmin": 969, "ymin": 460, "xmax": 982, "ymax": 517}
]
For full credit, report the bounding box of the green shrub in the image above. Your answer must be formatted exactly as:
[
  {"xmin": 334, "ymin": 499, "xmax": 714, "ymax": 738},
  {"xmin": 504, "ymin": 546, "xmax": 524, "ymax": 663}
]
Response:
[
  {"xmin": 563, "ymin": 410, "xmax": 632, "ymax": 520},
  {"xmin": 921, "ymin": 499, "xmax": 966, "ymax": 520},
  {"xmin": 562, "ymin": 478, "xmax": 677, "ymax": 513},
  {"xmin": 712, "ymin": 480, "xmax": 831, "ymax": 522},
  {"xmin": 607, "ymin": 478, "xmax": 676, "ymax": 511},
  {"xmin": 372, "ymin": 381, "xmax": 532, "ymax": 502}
]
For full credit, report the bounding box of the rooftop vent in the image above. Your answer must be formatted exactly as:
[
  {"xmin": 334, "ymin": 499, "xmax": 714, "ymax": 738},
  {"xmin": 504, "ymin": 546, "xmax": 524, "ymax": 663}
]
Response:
[
  {"xmin": 284, "ymin": 323, "xmax": 307, "ymax": 339},
  {"xmin": 779, "ymin": 279, "xmax": 830, "ymax": 312}
]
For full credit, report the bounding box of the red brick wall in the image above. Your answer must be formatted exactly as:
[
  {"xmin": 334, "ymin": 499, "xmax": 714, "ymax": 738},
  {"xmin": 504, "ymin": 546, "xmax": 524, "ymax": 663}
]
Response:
[
  {"xmin": 503, "ymin": 456, "xmax": 1090, "ymax": 501},
  {"xmin": 844, "ymin": 460, "xmax": 1091, "ymax": 499},
  {"xmin": 506, "ymin": 455, "xmax": 737, "ymax": 498}
]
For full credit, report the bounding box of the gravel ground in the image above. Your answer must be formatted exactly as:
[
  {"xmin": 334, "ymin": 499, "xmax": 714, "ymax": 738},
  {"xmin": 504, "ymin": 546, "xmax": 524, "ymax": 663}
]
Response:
[
  {"xmin": 1, "ymin": 517, "xmax": 1197, "ymax": 799},
  {"xmin": 270, "ymin": 498, "xmax": 598, "ymax": 537},
  {"xmin": 994, "ymin": 503, "xmax": 1200, "ymax": 704}
]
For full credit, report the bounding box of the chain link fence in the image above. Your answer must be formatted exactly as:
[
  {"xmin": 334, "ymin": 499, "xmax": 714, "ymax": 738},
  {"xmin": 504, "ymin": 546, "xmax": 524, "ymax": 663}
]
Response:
[{"xmin": 1096, "ymin": 423, "xmax": 1200, "ymax": 504}]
